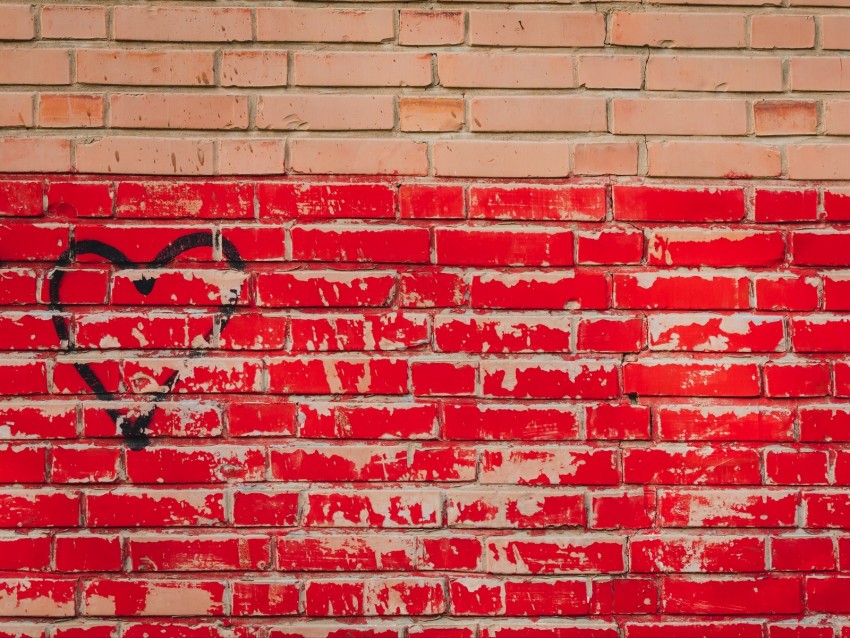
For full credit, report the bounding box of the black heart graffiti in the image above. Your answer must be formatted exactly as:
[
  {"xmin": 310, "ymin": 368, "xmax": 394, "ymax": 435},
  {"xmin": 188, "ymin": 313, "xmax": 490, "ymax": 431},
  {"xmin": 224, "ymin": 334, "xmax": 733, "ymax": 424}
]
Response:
[{"xmin": 48, "ymin": 231, "xmax": 244, "ymax": 451}]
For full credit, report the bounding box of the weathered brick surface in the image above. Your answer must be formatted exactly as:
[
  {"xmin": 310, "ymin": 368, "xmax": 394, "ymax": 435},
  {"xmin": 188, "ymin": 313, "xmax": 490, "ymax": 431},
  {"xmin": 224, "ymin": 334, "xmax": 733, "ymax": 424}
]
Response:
[
  {"xmin": 0, "ymin": 176, "xmax": 847, "ymax": 634},
  {"xmin": 0, "ymin": 2, "xmax": 847, "ymax": 178},
  {"xmin": 2, "ymin": 0, "xmax": 850, "ymax": 631}
]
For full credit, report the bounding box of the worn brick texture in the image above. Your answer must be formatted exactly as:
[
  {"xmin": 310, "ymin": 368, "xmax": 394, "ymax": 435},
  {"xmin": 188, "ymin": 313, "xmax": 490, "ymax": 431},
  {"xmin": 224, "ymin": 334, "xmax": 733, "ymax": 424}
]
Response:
[
  {"xmin": 0, "ymin": 2, "xmax": 847, "ymax": 177},
  {"xmin": 2, "ymin": 0, "xmax": 850, "ymax": 636}
]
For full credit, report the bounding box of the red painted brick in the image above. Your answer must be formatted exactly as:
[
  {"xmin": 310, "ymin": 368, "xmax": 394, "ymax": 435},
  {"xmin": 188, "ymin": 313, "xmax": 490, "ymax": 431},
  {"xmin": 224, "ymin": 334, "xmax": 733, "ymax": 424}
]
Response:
[
  {"xmin": 0, "ymin": 490, "xmax": 79, "ymax": 528},
  {"xmin": 659, "ymin": 489, "xmax": 797, "ymax": 528},
  {"xmin": 468, "ymin": 186, "xmax": 606, "ymax": 221},
  {"xmin": 577, "ymin": 315, "xmax": 645, "ymax": 353},
  {"xmin": 449, "ymin": 490, "xmax": 586, "ymax": 529},
  {"xmin": 480, "ymin": 447, "xmax": 619, "ymax": 485},
  {"xmin": 482, "ymin": 361, "xmax": 620, "ymax": 400},
  {"xmin": 299, "ymin": 402, "xmax": 437, "ymax": 439},
  {"xmin": 613, "ymin": 186, "xmax": 745, "ymax": 222},
  {"xmin": 772, "ymin": 536, "xmax": 836, "ymax": 572},
  {"xmin": 232, "ymin": 489, "xmax": 298, "ymax": 527},
  {"xmin": 268, "ymin": 358, "xmax": 408, "ymax": 395},
  {"xmin": 577, "ymin": 229, "xmax": 644, "ymax": 265},
  {"xmin": 0, "ymin": 181, "xmax": 42, "ymax": 217},
  {"xmin": 411, "ymin": 361, "xmax": 476, "ymax": 396},
  {"xmin": 436, "ymin": 228, "xmax": 573, "ymax": 267},
  {"xmin": 662, "ymin": 576, "xmax": 802, "ymax": 614},
  {"xmin": 55, "ymin": 534, "xmax": 122, "ymax": 572},
  {"xmin": 400, "ymin": 268, "xmax": 468, "ymax": 308},
  {"xmin": 291, "ymin": 225, "xmax": 430, "ymax": 263},
  {"xmin": 115, "ymin": 182, "xmax": 252, "ymax": 219},
  {"xmin": 442, "ymin": 403, "xmax": 579, "ymax": 441},
  {"xmin": 624, "ymin": 446, "xmax": 762, "ymax": 485},
  {"xmin": 656, "ymin": 406, "xmax": 794, "ymax": 442},
  {"xmin": 755, "ymin": 189, "xmax": 818, "ymax": 223},
  {"xmin": 631, "ymin": 535, "xmax": 766, "ymax": 573},
  {"xmin": 277, "ymin": 534, "xmax": 415, "ymax": 571},
  {"xmin": 647, "ymin": 229, "xmax": 785, "ymax": 268},
  {"xmin": 232, "ymin": 581, "xmax": 299, "ymax": 616},
  {"xmin": 756, "ymin": 275, "xmax": 820, "ymax": 312},
  {"xmin": 400, "ymin": 184, "xmax": 464, "ymax": 219},
  {"xmin": 624, "ymin": 359, "xmax": 761, "ymax": 397},
  {"xmin": 792, "ymin": 231, "xmax": 850, "ymax": 267},
  {"xmin": 586, "ymin": 404, "xmax": 651, "ymax": 441},
  {"xmin": 471, "ymin": 271, "xmax": 610, "ymax": 310},
  {"xmin": 615, "ymin": 273, "xmax": 749, "ymax": 310},
  {"xmin": 256, "ymin": 270, "xmax": 397, "ymax": 308},
  {"xmin": 258, "ymin": 183, "xmax": 395, "ymax": 219}
]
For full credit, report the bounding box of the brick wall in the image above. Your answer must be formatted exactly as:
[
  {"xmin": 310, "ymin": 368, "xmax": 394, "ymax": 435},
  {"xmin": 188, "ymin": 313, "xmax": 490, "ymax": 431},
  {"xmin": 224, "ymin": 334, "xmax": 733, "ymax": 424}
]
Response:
[
  {"xmin": 2, "ymin": 1, "xmax": 850, "ymax": 637},
  {"xmin": 0, "ymin": 2, "xmax": 849, "ymax": 177}
]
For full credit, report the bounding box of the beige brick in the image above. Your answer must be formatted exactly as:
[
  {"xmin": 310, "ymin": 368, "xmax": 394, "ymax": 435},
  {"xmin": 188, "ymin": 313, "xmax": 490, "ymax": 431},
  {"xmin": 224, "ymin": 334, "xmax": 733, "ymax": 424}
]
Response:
[
  {"xmin": 648, "ymin": 141, "xmax": 781, "ymax": 178},
  {"xmin": 75, "ymin": 137, "xmax": 214, "ymax": 175},
  {"xmin": 76, "ymin": 50, "xmax": 214, "ymax": 86},
  {"xmin": 751, "ymin": 15, "xmax": 815, "ymax": 49},
  {"xmin": 399, "ymin": 11, "xmax": 464, "ymax": 46},
  {"xmin": 578, "ymin": 55, "xmax": 645, "ymax": 89},
  {"xmin": 257, "ymin": 95, "xmax": 394, "ymax": 131},
  {"xmin": 612, "ymin": 98, "xmax": 748, "ymax": 135},
  {"xmin": 470, "ymin": 11, "xmax": 604, "ymax": 46},
  {"xmin": 433, "ymin": 140, "xmax": 570, "ymax": 178},
  {"xmin": 754, "ymin": 101, "xmax": 818, "ymax": 136},
  {"xmin": 289, "ymin": 139, "xmax": 429, "ymax": 175},
  {"xmin": 823, "ymin": 101, "xmax": 850, "ymax": 135},
  {"xmin": 652, "ymin": 0, "xmax": 779, "ymax": 4},
  {"xmin": 646, "ymin": 56, "xmax": 783, "ymax": 92},
  {"xmin": 471, "ymin": 96, "xmax": 607, "ymax": 132},
  {"xmin": 113, "ymin": 6, "xmax": 252, "ymax": 42},
  {"xmin": 0, "ymin": 94, "xmax": 33, "ymax": 127},
  {"xmin": 41, "ymin": 5, "xmax": 106, "ymax": 39},
  {"xmin": 218, "ymin": 139, "xmax": 286, "ymax": 175},
  {"xmin": 788, "ymin": 144, "xmax": 850, "ymax": 180},
  {"xmin": 0, "ymin": 49, "xmax": 70, "ymax": 85},
  {"xmin": 220, "ymin": 51, "xmax": 288, "ymax": 87},
  {"xmin": 109, "ymin": 94, "xmax": 248, "ymax": 130},
  {"xmin": 293, "ymin": 52, "xmax": 432, "ymax": 87},
  {"xmin": 0, "ymin": 138, "xmax": 71, "ymax": 172},
  {"xmin": 610, "ymin": 12, "xmax": 747, "ymax": 48},
  {"xmin": 438, "ymin": 53, "xmax": 574, "ymax": 88},
  {"xmin": 39, "ymin": 94, "xmax": 104, "ymax": 128},
  {"xmin": 400, "ymin": 97, "xmax": 464, "ymax": 132},
  {"xmin": 822, "ymin": 15, "xmax": 850, "ymax": 49},
  {"xmin": 574, "ymin": 141, "xmax": 639, "ymax": 176},
  {"xmin": 257, "ymin": 8, "xmax": 394, "ymax": 43},
  {"xmin": 790, "ymin": 58, "xmax": 850, "ymax": 91},
  {"xmin": 790, "ymin": 0, "xmax": 850, "ymax": 5},
  {"xmin": 788, "ymin": 0, "xmax": 850, "ymax": 7},
  {"xmin": 0, "ymin": 4, "xmax": 34, "ymax": 40}
]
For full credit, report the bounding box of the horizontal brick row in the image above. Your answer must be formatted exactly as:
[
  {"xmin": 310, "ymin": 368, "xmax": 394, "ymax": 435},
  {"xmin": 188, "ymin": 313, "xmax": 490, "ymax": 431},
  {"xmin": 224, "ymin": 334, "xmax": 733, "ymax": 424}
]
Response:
[
  {"xmin": 7, "ymin": 226, "xmax": 850, "ymax": 268},
  {"xmin": 3, "ymin": 50, "xmax": 850, "ymax": 92},
  {"xmin": 0, "ymin": 620, "xmax": 848, "ymax": 638},
  {"xmin": 3, "ymin": 400, "xmax": 850, "ymax": 443},
  {"xmin": 7, "ymin": 266, "xmax": 850, "ymax": 316},
  {"xmin": 6, "ymin": 180, "xmax": 850, "ymax": 222},
  {"xmin": 8, "ymin": 442, "xmax": 850, "ymax": 487},
  {"xmin": 2, "ymin": 4, "xmax": 850, "ymax": 180},
  {"xmin": 3, "ymin": 530, "xmax": 845, "ymax": 573},
  {"xmin": 3, "ymin": 574, "xmax": 850, "ymax": 619},
  {"xmin": 7, "ymin": 135, "xmax": 850, "ymax": 179},
  {"xmin": 5, "ymin": 486, "xmax": 850, "ymax": 528},
  {"xmin": 1, "ymin": 7, "xmax": 848, "ymax": 48},
  {"xmin": 8, "ymin": 356, "xmax": 850, "ymax": 397},
  {"xmin": 7, "ymin": 93, "xmax": 850, "ymax": 137},
  {"xmin": 6, "ymin": 311, "xmax": 850, "ymax": 357}
]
